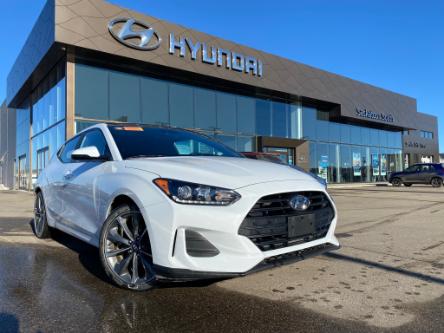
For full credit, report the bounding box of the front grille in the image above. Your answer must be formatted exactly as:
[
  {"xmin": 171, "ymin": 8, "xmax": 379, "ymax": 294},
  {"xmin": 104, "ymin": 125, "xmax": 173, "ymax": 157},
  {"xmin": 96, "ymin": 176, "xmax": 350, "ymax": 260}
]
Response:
[{"xmin": 238, "ymin": 191, "xmax": 334, "ymax": 251}]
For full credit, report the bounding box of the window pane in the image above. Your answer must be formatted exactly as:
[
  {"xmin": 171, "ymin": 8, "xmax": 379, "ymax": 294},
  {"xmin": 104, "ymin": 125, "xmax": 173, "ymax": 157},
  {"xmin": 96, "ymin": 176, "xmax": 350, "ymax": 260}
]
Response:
[
  {"xmin": 309, "ymin": 142, "xmax": 317, "ymax": 175},
  {"xmin": 329, "ymin": 144, "xmax": 338, "ymax": 183},
  {"xmin": 195, "ymin": 88, "xmax": 216, "ymax": 130},
  {"xmin": 361, "ymin": 127, "xmax": 370, "ymax": 145},
  {"xmin": 317, "ymin": 120, "xmax": 329, "ymax": 142},
  {"xmin": 216, "ymin": 92, "xmax": 237, "ymax": 133},
  {"xmin": 76, "ymin": 65, "xmax": 108, "ymax": 120},
  {"xmin": 288, "ymin": 103, "xmax": 300, "ymax": 139},
  {"xmin": 237, "ymin": 96, "xmax": 255, "ymax": 135},
  {"xmin": 214, "ymin": 134, "xmax": 236, "ymax": 150},
  {"xmin": 109, "ymin": 72, "xmax": 140, "ymax": 122},
  {"xmin": 369, "ymin": 128, "xmax": 379, "ymax": 146},
  {"xmin": 256, "ymin": 99, "xmax": 271, "ymax": 136},
  {"xmin": 340, "ymin": 145, "xmax": 352, "ymax": 182},
  {"xmin": 272, "ymin": 101, "xmax": 287, "ymax": 137},
  {"xmin": 141, "ymin": 77, "xmax": 169, "ymax": 125},
  {"xmin": 237, "ymin": 136, "xmax": 253, "ymax": 152},
  {"xmin": 351, "ymin": 126, "xmax": 361, "ymax": 145},
  {"xmin": 328, "ymin": 123, "xmax": 340, "ymax": 143},
  {"xmin": 302, "ymin": 106, "xmax": 317, "ymax": 140},
  {"xmin": 340, "ymin": 124, "xmax": 351, "ymax": 144},
  {"xmin": 379, "ymin": 130, "xmax": 388, "ymax": 147},
  {"xmin": 169, "ymin": 83, "xmax": 193, "ymax": 128}
]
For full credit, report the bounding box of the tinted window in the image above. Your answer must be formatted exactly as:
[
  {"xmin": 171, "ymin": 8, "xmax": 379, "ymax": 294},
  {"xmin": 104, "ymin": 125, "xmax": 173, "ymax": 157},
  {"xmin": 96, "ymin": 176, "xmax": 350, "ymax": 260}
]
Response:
[
  {"xmin": 108, "ymin": 126, "xmax": 242, "ymax": 159},
  {"xmin": 76, "ymin": 64, "xmax": 108, "ymax": 120},
  {"xmin": 217, "ymin": 92, "xmax": 237, "ymax": 133},
  {"xmin": 59, "ymin": 135, "xmax": 82, "ymax": 163},
  {"xmin": 169, "ymin": 83, "xmax": 193, "ymax": 128},
  {"xmin": 194, "ymin": 88, "xmax": 216, "ymax": 130},
  {"xmin": 141, "ymin": 77, "xmax": 169, "ymax": 125},
  {"xmin": 80, "ymin": 130, "xmax": 111, "ymax": 158},
  {"xmin": 109, "ymin": 72, "xmax": 140, "ymax": 122},
  {"xmin": 405, "ymin": 165, "xmax": 419, "ymax": 172}
]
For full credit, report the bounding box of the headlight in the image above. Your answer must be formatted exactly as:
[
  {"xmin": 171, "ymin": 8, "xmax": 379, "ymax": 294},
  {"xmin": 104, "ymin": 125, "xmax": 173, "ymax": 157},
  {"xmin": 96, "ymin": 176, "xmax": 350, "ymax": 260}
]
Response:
[{"xmin": 153, "ymin": 178, "xmax": 241, "ymax": 206}]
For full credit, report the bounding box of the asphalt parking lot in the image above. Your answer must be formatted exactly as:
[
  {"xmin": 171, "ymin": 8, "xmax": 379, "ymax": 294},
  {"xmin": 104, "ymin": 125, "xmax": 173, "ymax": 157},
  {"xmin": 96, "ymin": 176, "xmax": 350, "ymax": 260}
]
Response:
[{"xmin": 1, "ymin": 186, "xmax": 444, "ymax": 333}]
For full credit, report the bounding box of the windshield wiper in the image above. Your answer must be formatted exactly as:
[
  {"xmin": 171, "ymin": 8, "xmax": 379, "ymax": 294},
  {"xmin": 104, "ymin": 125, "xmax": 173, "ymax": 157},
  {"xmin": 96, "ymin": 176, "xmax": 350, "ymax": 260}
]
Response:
[{"xmin": 127, "ymin": 154, "xmax": 166, "ymax": 159}]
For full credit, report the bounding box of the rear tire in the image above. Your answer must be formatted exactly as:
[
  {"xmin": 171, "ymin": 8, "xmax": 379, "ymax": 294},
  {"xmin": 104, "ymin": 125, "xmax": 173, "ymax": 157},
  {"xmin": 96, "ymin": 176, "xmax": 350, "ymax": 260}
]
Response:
[
  {"xmin": 33, "ymin": 191, "xmax": 51, "ymax": 239},
  {"xmin": 391, "ymin": 178, "xmax": 402, "ymax": 187},
  {"xmin": 431, "ymin": 177, "xmax": 443, "ymax": 188},
  {"xmin": 99, "ymin": 203, "xmax": 156, "ymax": 291}
]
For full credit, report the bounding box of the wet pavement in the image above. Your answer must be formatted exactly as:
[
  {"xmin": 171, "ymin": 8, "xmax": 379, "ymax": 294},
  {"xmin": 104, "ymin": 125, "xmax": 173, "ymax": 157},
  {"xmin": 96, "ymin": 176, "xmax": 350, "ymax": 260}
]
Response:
[{"xmin": 1, "ymin": 187, "xmax": 444, "ymax": 333}]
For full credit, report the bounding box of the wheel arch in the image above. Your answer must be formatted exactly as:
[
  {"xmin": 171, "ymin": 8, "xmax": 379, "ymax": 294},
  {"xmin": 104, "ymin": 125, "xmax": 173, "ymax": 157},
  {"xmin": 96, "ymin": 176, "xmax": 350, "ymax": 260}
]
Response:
[{"xmin": 106, "ymin": 193, "xmax": 141, "ymax": 218}]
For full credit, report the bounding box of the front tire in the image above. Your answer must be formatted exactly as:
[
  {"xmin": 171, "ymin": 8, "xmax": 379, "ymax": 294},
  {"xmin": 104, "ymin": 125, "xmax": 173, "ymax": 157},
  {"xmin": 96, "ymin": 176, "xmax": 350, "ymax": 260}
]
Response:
[
  {"xmin": 391, "ymin": 178, "xmax": 402, "ymax": 187},
  {"xmin": 99, "ymin": 204, "xmax": 156, "ymax": 291},
  {"xmin": 33, "ymin": 191, "xmax": 51, "ymax": 239},
  {"xmin": 431, "ymin": 177, "xmax": 443, "ymax": 188}
]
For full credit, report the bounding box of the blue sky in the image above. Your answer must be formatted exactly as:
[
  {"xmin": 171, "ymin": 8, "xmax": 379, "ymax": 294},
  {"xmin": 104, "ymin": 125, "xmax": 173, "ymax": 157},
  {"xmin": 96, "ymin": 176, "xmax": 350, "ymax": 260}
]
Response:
[{"xmin": 1, "ymin": 0, "xmax": 443, "ymax": 149}]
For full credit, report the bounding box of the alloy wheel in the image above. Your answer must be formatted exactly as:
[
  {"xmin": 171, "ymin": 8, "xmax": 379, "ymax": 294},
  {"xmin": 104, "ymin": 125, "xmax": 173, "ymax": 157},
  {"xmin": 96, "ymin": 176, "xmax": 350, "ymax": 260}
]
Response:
[
  {"xmin": 103, "ymin": 211, "xmax": 155, "ymax": 289},
  {"xmin": 34, "ymin": 194, "xmax": 46, "ymax": 235},
  {"xmin": 431, "ymin": 178, "xmax": 442, "ymax": 188}
]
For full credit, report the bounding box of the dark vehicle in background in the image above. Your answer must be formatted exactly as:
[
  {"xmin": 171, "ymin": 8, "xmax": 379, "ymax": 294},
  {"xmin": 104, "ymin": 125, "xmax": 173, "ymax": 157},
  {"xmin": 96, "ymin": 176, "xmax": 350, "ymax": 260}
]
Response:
[
  {"xmin": 241, "ymin": 152, "xmax": 328, "ymax": 188},
  {"xmin": 389, "ymin": 163, "xmax": 444, "ymax": 187}
]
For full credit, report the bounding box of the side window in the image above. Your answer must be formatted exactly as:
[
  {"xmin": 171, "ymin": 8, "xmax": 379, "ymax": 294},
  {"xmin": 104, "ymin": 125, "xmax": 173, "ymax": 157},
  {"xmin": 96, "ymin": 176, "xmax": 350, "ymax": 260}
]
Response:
[
  {"xmin": 79, "ymin": 130, "xmax": 111, "ymax": 158},
  {"xmin": 406, "ymin": 165, "xmax": 418, "ymax": 172},
  {"xmin": 420, "ymin": 165, "xmax": 430, "ymax": 172},
  {"xmin": 59, "ymin": 135, "xmax": 82, "ymax": 163}
]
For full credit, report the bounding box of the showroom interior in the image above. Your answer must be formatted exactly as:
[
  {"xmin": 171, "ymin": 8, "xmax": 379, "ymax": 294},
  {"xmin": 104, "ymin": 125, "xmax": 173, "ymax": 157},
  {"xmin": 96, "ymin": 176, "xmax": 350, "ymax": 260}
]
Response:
[{"xmin": 0, "ymin": 0, "xmax": 439, "ymax": 190}]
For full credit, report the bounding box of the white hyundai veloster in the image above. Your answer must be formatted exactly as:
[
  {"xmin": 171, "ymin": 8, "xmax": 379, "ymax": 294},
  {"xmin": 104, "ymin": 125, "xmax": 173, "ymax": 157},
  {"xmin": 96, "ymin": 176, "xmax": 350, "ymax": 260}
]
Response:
[{"xmin": 34, "ymin": 123, "xmax": 339, "ymax": 290}]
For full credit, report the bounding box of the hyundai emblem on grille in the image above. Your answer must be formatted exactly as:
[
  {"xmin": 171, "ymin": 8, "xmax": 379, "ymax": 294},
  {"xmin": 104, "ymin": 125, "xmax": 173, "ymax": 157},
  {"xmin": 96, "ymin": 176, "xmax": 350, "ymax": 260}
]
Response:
[{"xmin": 289, "ymin": 195, "xmax": 311, "ymax": 211}]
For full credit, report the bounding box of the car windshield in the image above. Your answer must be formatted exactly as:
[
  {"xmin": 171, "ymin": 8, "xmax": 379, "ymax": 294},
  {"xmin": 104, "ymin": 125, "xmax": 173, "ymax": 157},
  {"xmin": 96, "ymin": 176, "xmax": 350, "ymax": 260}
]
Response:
[{"xmin": 108, "ymin": 125, "xmax": 242, "ymax": 159}]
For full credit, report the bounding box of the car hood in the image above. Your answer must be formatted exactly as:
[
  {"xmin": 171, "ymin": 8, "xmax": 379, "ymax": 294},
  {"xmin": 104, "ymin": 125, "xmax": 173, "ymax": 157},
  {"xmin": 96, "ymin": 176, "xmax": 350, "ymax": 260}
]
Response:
[{"xmin": 124, "ymin": 156, "xmax": 320, "ymax": 189}]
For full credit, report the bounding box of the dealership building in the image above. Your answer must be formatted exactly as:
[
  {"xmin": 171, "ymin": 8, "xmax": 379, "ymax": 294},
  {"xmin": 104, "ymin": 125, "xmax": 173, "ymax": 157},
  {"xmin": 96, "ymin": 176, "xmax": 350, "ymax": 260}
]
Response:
[{"xmin": 0, "ymin": 0, "xmax": 439, "ymax": 190}]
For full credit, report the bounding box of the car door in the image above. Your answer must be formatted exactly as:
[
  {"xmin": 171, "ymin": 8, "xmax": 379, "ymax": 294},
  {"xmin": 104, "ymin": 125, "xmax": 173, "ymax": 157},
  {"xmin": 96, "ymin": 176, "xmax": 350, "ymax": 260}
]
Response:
[
  {"xmin": 44, "ymin": 135, "xmax": 83, "ymax": 225},
  {"xmin": 61, "ymin": 129, "xmax": 113, "ymax": 241},
  {"xmin": 401, "ymin": 165, "xmax": 419, "ymax": 183},
  {"xmin": 417, "ymin": 165, "xmax": 434, "ymax": 184}
]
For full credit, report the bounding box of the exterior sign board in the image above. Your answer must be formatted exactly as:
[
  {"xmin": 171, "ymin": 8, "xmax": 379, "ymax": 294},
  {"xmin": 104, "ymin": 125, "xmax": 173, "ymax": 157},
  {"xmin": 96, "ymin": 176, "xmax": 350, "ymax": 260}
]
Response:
[
  {"xmin": 318, "ymin": 155, "xmax": 328, "ymax": 180},
  {"xmin": 352, "ymin": 152, "xmax": 361, "ymax": 176},
  {"xmin": 356, "ymin": 107, "xmax": 394, "ymax": 123},
  {"xmin": 371, "ymin": 154, "xmax": 380, "ymax": 176},
  {"xmin": 108, "ymin": 17, "xmax": 263, "ymax": 77},
  {"xmin": 380, "ymin": 154, "xmax": 387, "ymax": 176}
]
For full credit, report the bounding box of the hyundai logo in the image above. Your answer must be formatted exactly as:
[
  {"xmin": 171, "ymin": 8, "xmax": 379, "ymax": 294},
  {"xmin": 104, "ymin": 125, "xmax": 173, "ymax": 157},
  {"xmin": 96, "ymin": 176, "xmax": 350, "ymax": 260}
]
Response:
[
  {"xmin": 289, "ymin": 195, "xmax": 311, "ymax": 211},
  {"xmin": 108, "ymin": 17, "xmax": 162, "ymax": 51}
]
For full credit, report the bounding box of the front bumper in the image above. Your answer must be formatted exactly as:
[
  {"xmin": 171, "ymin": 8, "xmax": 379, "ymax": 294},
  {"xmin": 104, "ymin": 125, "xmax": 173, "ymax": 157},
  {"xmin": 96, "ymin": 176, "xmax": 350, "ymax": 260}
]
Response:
[
  {"xmin": 154, "ymin": 243, "xmax": 340, "ymax": 282},
  {"xmin": 141, "ymin": 180, "xmax": 339, "ymax": 277}
]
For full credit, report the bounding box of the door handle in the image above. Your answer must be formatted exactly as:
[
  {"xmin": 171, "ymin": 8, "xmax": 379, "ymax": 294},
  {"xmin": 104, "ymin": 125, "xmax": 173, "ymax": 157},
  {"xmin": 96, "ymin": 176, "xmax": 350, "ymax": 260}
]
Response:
[{"xmin": 64, "ymin": 170, "xmax": 73, "ymax": 180}]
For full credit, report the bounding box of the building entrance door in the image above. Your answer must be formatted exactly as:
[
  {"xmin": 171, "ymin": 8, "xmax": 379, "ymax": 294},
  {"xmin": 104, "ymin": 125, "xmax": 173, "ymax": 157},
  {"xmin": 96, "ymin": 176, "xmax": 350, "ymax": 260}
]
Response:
[{"xmin": 256, "ymin": 136, "xmax": 308, "ymax": 170}]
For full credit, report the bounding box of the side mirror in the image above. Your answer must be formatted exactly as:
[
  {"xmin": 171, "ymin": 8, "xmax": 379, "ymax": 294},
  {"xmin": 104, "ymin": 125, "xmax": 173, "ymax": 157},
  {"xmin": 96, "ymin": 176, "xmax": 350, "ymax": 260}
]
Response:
[{"xmin": 71, "ymin": 146, "xmax": 106, "ymax": 161}]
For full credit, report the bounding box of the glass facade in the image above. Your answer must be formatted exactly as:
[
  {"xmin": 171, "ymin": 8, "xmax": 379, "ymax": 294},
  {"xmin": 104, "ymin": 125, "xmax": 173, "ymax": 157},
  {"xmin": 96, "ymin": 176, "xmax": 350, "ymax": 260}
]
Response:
[
  {"xmin": 72, "ymin": 63, "xmax": 403, "ymax": 184},
  {"xmin": 15, "ymin": 102, "xmax": 30, "ymax": 189},
  {"xmin": 75, "ymin": 64, "xmax": 301, "ymax": 152},
  {"xmin": 303, "ymin": 107, "xmax": 403, "ymax": 182},
  {"xmin": 30, "ymin": 62, "xmax": 66, "ymax": 186},
  {"xmin": 14, "ymin": 61, "xmax": 66, "ymax": 189}
]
